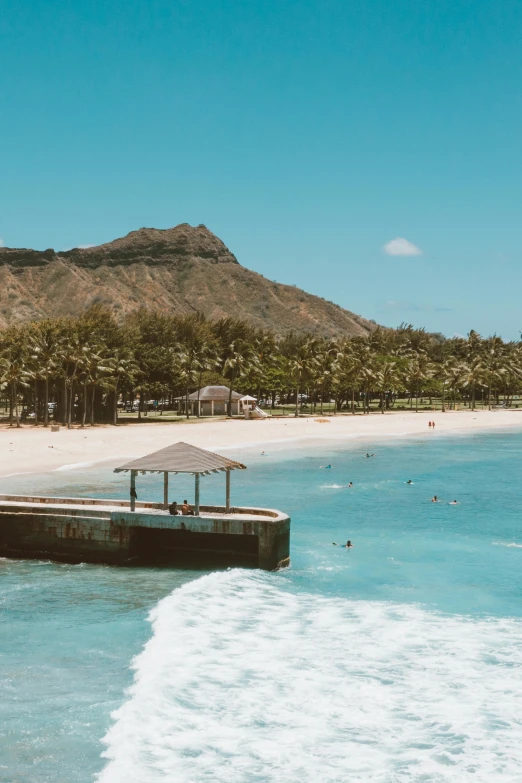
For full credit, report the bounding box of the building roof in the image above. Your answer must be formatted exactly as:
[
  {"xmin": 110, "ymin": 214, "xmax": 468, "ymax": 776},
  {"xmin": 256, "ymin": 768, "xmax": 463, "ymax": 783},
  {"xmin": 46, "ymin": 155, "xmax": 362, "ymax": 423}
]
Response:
[
  {"xmin": 114, "ymin": 441, "xmax": 246, "ymax": 475},
  {"xmin": 175, "ymin": 385, "xmax": 244, "ymax": 402}
]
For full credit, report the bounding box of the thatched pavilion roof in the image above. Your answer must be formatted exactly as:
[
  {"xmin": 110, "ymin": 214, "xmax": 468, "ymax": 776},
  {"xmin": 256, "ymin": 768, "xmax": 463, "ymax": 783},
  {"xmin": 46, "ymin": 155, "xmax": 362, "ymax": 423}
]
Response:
[{"xmin": 114, "ymin": 441, "xmax": 246, "ymax": 475}]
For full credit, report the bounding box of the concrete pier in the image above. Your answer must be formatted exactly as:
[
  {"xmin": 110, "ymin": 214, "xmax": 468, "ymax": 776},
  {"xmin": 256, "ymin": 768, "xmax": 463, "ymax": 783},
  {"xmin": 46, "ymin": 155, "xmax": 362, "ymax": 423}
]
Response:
[{"xmin": 0, "ymin": 495, "xmax": 290, "ymax": 570}]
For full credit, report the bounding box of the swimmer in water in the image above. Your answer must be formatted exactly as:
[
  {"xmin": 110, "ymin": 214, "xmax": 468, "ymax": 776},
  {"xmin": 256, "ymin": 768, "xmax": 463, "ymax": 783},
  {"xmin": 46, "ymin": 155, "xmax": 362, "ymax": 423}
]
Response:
[
  {"xmin": 366, "ymin": 453, "xmax": 371, "ymax": 458},
  {"xmin": 332, "ymin": 540, "xmax": 354, "ymax": 548},
  {"xmin": 348, "ymin": 482, "xmax": 353, "ymax": 488},
  {"xmin": 431, "ymin": 495, "xmax": 438, "ymax": 502},
  {"xmin": 320, "ymin": 464, "xmax": 332, "ymax": 469},
  {"xmin": 449, "ymin": 500, "xmax": 458, "ymax": 505},
  {"xmin": 406, "ymin": 480, "xmax": 413, "ymax": 485}
]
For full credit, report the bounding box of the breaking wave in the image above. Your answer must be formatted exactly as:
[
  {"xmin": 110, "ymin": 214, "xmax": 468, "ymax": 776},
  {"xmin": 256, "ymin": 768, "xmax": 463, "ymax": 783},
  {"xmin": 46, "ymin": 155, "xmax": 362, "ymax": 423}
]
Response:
[{"xmin": 97, "ymin": 570, "xmax": 522, "ymax": 782}]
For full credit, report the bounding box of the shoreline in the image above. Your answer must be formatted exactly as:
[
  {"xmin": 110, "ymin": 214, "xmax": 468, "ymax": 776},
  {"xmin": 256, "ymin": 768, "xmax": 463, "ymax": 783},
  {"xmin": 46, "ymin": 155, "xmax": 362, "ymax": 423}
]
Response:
[{"xmin": 1, "ymin": 410, "xmax": 522, "ymax": 480}]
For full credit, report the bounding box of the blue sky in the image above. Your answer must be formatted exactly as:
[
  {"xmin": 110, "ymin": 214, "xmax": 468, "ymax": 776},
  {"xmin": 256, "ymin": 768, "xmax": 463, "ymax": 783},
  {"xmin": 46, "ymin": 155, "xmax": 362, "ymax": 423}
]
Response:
[{"xmin": 1, "ymin": 0, "xmax": 521, "ymax": 339}]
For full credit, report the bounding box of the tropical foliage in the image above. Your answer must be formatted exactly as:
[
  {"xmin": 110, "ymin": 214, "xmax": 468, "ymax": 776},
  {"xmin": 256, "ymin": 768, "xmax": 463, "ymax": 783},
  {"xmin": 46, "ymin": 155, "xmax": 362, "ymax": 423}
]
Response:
[{"xmin": 0, "ymin": 309, "xmax": 521, "ymax": 426}]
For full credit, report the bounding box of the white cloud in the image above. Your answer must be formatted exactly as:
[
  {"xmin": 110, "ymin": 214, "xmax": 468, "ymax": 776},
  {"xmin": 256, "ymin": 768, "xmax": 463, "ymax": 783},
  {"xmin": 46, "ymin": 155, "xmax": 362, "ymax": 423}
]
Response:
[{"xmin": 383, "ymin": 237, "xmax": 423, "ymax": 256}]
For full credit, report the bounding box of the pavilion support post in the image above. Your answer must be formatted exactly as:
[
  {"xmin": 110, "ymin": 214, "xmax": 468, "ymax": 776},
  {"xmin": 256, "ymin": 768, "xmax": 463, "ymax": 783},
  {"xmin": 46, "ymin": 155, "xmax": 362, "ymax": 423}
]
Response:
[
  {"xmin": 211, "ymin": 400, "xmax": 214, "ymax": 417},
  {"xmin": 163, "ymin": 472, "xmax": 169, "ymax": 509},
  {"xmin": 130, "ymin": 470, "xmax": 136, "ymax": 512},
  {"xmin": 225, "ymin": 469, "xmax": 231, "ymax": 512},
  {"xmin": 195, "ymin": 473, "xmax": 200, "ymax": 515}
]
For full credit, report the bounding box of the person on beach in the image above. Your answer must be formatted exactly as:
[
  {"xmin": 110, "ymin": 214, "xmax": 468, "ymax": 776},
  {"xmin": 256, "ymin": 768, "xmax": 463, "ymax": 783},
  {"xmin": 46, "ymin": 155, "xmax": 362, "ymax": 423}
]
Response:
[
  {"xmin": 431, "ymin": 495, "xmax": 438, "ymax": 502},
  {"xmin": 428, "ymin": 421, "xmax": 432, "ymax": 428},
  {"xmin": 432, "ymin": 422, "xmax": 436, "ymax": 429}
]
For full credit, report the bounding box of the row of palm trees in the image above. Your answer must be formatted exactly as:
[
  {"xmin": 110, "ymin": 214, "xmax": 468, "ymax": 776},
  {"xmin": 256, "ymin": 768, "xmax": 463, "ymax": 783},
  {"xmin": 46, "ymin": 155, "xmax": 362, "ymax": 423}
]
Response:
[{"xmin": 1, "ymin": 308, "xmax": 521, "ymax": 427}]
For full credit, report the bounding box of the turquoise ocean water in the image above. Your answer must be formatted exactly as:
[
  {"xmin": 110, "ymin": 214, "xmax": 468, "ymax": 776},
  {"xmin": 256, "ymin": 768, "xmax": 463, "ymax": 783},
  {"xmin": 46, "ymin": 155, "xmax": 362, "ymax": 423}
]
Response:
[{"xmin": 2, "ymin": 429, "xmax": 522, "ymax": 782}]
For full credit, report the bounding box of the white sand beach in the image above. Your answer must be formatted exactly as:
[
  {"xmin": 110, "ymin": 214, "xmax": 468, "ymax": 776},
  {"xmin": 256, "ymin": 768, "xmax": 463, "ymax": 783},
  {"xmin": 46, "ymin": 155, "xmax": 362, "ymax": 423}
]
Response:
[{"xmin": 1, "ymin": 409, "xmax": 522, "ymax": 478}]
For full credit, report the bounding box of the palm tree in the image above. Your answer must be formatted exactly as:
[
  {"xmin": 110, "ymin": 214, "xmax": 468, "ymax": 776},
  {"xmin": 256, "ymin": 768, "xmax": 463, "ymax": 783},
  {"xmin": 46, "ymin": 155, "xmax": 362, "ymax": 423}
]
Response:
[
  {"xmin": 28, "ymin": 321, "xmax": 61, "ymax": 426},
  {"xmin": 404, "ymin": 354, "xmax": 433, "ymax": 412},
  {"xmin": 462, "ymin": 358, "xmax": 484, "ymax": 411},
  {"xmin": 0, "ymin": 331, "xmax": 31, "ymax": 427},
  {"xmin": 222, "ymin": 340, "xmax": 259, "ymax": 417},
  {"xmin": 171, "ymin": 346, "xmax": 198, "ymax": 419},
  {"xmin": 251, "ymin": 331, "xmax": 279, "ymax": 405},
  {"xmin": 104, "ymin": 349, "xmax": 140, "ymax": 425},
  {"xmin": 55, "ymin": 329, "xmax": 83, "ymax": 428},
  {"xmin": 333, "ymin": 339, "xmax": 374, "ymax": 414},
  {"xmin": 315, "ymin": 341, "xmax": 337, "ymax": 414},
  {"xmin": 77, "ymin": 343, "xmax": 110, "ymax": 426},
  {"xmin": 481, "ymin": 337, "xmax": 507, "ymax": 410},
  {"xmin": 445, "ymin": 361, "xmax": 468, "ymax": 410},
  {"xmin": 374, "ymin": 359, "xmax": 401, "ymax": 413},
  {"xmin": 286, "ymin": 339, "xmax": 318, "ymax": 417},
  {"xmin": 194, "ymin": 342, "xmax": 219, "ymax": 416}
]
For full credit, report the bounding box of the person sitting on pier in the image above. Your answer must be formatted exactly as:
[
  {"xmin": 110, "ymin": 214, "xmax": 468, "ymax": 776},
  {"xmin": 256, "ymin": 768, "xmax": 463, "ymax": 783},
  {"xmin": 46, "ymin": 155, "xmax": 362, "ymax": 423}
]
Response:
[
  {"xmin": 168, "ymin": 501, "xmax": 178, "ymax": 515},
  {"xmin": 181, "ymin": 499, "xmax": 194, "ymax": 516}
]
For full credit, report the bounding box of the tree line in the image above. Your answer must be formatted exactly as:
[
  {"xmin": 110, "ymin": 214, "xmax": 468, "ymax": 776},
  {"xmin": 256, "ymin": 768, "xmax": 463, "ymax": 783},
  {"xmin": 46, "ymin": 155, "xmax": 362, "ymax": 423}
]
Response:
[{"xmin": 0, "ymin": 306, "xmax": 521, "ymax": 427}]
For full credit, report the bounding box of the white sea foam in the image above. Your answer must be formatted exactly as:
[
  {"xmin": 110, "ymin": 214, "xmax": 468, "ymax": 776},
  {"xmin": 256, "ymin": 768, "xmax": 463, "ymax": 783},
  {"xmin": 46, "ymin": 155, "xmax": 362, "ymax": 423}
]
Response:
[
  {"xmin": 97, "ymin": 571, "xmax": 522, "ymax": 782},
  {"xmin": 53, "ymin": 454, "xmax": 128, "ymax": 472},
  {"xmin": 493, "ymin": 541, "xmax": 522, "ymax": 549},
  {"xmin": 54, "ymin": 461, "xmax": 97, "ymax": 471}
]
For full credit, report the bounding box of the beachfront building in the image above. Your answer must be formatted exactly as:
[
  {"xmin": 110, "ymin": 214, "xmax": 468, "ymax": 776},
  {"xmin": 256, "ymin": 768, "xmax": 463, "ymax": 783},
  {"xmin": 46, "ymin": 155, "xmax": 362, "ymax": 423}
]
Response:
[{"xmin": 175, "ymin": 385, "xmax": 248, "ymax": 416}]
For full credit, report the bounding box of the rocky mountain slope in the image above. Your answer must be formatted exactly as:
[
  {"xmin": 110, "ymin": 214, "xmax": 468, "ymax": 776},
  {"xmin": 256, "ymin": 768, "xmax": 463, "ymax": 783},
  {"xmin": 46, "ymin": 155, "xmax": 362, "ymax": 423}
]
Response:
[{"xmin": 0, "ymin": 224, "xmax": 374, "ymax": 337}]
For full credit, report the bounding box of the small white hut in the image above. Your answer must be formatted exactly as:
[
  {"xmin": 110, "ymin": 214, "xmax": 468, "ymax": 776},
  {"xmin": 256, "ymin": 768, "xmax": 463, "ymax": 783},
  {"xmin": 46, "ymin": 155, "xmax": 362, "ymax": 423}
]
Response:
[{"xmin": 175, "ymin": 385, "xmax": 249, "ymax": 416}]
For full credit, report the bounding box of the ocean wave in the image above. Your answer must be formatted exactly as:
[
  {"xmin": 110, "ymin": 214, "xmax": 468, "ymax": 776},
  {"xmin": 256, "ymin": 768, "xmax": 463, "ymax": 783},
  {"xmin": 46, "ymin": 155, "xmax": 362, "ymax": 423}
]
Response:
[
  {"xmin": 493, "ymin": 542, "xmax": 522, "ymax": 549},
  {"xmin": 54, "ymin": 461, "xmax": 98, "ymax": 471},
  {"xmin": 97, "ymin": 570, "xmax": 522, "ymax": 783}
]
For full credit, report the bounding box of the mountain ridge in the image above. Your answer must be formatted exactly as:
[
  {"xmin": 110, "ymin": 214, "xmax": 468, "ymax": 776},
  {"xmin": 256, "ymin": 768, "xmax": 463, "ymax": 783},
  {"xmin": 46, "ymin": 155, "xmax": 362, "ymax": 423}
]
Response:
[{"xmin": 0, "ymin": 224, "xmax": 375, "ymax": 337}]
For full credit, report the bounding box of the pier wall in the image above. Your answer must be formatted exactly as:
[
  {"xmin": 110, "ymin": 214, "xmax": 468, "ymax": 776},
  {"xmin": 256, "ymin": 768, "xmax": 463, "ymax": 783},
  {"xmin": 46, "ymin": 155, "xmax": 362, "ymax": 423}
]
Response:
[{"xmin": 0, "ymin": 496, "xmax": 290, "ymax": 570}]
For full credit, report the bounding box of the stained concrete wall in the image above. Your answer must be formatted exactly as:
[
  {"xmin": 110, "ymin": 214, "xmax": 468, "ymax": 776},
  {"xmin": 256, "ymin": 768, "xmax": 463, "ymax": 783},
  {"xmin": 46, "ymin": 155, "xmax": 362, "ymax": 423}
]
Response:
[{"xmin": 0, "ymin": 498, "xmax": 290, "ymax": 570}]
